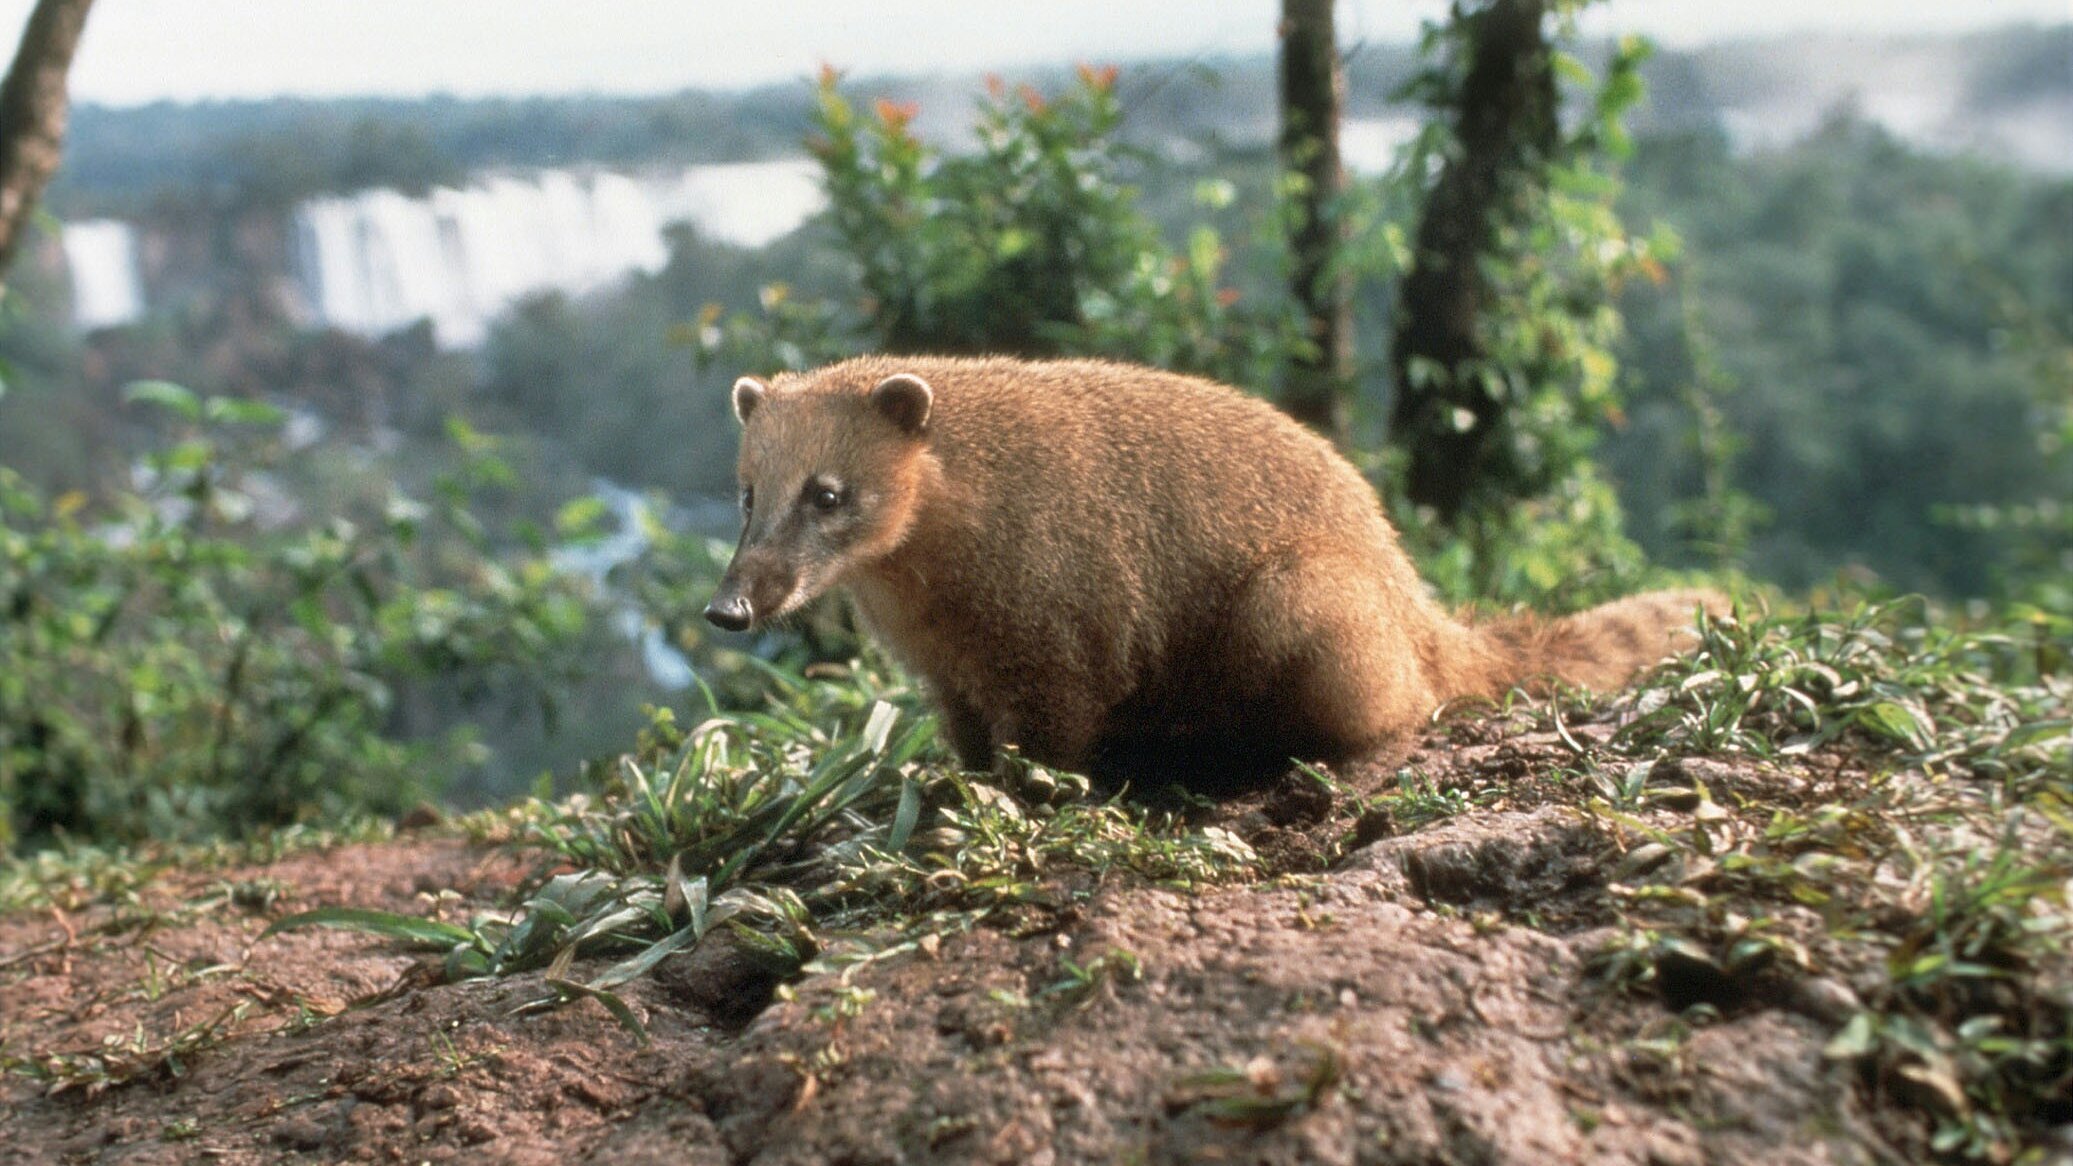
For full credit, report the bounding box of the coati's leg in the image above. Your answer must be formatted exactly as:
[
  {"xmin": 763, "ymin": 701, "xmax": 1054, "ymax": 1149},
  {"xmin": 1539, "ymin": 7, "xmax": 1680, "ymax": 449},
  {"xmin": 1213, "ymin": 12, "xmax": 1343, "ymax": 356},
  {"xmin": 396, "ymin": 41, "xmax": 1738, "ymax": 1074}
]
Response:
[
  {"xmin": 935, "ymin": 683, "xmax": 1101, "ymax": 777},
  {"xmin": 934, "ymin": 688, "xmax": 996, "ymax": 772},
  {"xmin": 991, "ymin": 689, "xmax": 1105, "ymax": 778}
]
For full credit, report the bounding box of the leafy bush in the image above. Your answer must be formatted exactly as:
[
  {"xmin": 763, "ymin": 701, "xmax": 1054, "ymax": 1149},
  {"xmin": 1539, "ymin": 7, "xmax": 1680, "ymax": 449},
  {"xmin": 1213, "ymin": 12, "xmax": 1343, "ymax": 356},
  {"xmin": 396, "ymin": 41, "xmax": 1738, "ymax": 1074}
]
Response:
[
  {"xmin": 1387, "ymin": 456, "xmax": 1653, "ymax": 611},
  {"xmin": 701, "ymin": 66, "xmax": 1303, "ymax": 393},
  {"xmin": 0, "ymin": 385, "xmax": 593, "ymax": 849},
  {"xmin": 1612, "ymin": 599, "xmax": 2070, "ymax": 790}
]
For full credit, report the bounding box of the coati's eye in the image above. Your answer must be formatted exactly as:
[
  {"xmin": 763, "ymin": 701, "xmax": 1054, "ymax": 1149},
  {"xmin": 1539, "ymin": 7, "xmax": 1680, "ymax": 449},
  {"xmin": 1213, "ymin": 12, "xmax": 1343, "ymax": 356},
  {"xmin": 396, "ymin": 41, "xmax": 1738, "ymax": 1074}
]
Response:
[
  {"xmin": 739, "ymin": 485, "xmax": 753, "ymax": 514},
  {"xmin": 807, "ymin": 482, "xmax": 845, "ymax": 513}
]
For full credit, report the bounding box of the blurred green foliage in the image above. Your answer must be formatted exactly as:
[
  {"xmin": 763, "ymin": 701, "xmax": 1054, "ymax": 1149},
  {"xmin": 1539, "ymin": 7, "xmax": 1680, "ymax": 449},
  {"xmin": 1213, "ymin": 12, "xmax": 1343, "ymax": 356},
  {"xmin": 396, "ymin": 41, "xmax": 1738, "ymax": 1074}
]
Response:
[
  {"xmin": 0, "ymin": 384, "xmax": 593, "ymax": 849},
  {"xmin": 1610, "ymin": 117, "xmax": 2073, "ymax": 602},
  {"xmin": 1379, "ymin": 10, "xmax": 1676, "ymax": 605},
  {"xmin": 1942, "ymin": 293, "xmax": 2073, "ymax": 612},
  {"xmin": 1389, "ymin": 9, "xmax": 1667, "ymax": 520}
]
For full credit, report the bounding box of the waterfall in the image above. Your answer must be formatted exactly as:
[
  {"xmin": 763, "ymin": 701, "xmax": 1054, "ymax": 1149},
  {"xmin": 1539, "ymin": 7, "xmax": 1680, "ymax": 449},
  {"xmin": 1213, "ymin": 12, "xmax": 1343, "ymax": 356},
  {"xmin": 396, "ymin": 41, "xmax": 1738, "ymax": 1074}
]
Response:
[
  {"xmin": 61, "ymin": 220, "xmax": 144, "ymax": 330},
  {"xmin": 550, "ymin": 480, "xmax": 697, "ymax": 691},
  {"xmin": 294, "ymin": 159, "xmax": 823, "ymax": 348},
  {"xmin": 1339, "ymin": 116, "xmax": 1424, "ymax": 175},
  {"xmin": 651, "ymin": 159, "xmax": 826, "ymax": 250}
]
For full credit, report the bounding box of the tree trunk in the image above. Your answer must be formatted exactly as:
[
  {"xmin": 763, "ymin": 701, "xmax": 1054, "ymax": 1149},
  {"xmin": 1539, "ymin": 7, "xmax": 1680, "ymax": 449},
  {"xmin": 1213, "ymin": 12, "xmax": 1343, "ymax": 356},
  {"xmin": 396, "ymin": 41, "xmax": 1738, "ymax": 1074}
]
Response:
[
  {"xmin": 1389, "ymin": 0, "xmax": 1557, "ymax": 522},
  {"xmin": 1277, "ymin": 0, "xmax": 1351, "ymax": 442},
  {"xmin": 0, "ymin": 0, "xmax": 96, "ymax": 286}
]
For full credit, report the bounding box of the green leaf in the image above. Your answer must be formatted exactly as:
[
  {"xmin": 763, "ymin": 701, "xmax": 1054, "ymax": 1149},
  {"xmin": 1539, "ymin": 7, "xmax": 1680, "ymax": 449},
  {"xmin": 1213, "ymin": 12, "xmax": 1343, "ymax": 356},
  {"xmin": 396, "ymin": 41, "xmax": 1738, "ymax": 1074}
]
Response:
[
  {"xmin": 1823, "ymin": 1012, "xmax": 1878, "ymax": 1060},
  {"xmin": 162, "ymin": 440, "xmax": 214, "ymax": 472},
  {"xmin": 588, "ymin": 924, "xmax": 702, "ymax": 992},
  {"xmin": 290, "ymin": 595, "xmax": 329, "ymax": 639},
  {"xmin": 545, "ymin": 978, "xmax": 650, "ymax": 1045},
  {"xmin": 444, "ymin": 414, "xmax": 495, "ymax": 454},
  {"xmin": 555, "ymin": 495, "xmax": 609, "ymax": 538},
  {"xmin": 888, "ymin": 776, "xmax": 922, "ymax": 853},
  {"xmin": 444, "ymin": 947, "xmax": 492, "ymax": 981},
  {"xmin": 124, "ymin": 380, "xmax": 202, "ymax": 420},
  {"xmin": 261, "ymin": 907, "xmax": 476, "ymax": 951},
  {"xmin": 2002, "ymin": 719, "xmax": 2070, "ymax": 751},
  {"xmin": 202, "ymin": 397, "xmax": 286, "ymax": 426},
  {"xmin": 1193, "ymin": 178, "xmax": 1236, "ymax": 210},
  {"xmin": 672, "ymin": 865, "xmax": 710, "ymax": 936},
  {"xmin": 1858, "ymin": 701, "xmax": 1929, "ymax": 747}
]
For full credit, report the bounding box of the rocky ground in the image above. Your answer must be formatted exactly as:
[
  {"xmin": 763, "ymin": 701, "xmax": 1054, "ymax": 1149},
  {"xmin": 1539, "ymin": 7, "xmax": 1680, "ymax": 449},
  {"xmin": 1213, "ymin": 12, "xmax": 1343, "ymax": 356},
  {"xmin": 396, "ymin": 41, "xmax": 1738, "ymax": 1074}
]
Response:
[{"xmin": 3, "ymin": 709, "xmax": 1986, "ymax": 1166}]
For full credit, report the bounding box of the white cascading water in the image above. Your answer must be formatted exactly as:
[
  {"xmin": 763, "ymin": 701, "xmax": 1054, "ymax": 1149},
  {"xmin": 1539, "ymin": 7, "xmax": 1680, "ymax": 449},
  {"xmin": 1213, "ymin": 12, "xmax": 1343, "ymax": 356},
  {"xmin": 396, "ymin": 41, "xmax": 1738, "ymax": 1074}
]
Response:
[
  {"xmin": 293, "ymin": 159, "xmax": 823, "ymax": 348},
  {"xmin": 649, "ymin": 159, "xmax": 828, "ymax": 252},
  {"xmin": 1338, "ymin": 116, "xmax": 1425, "ymax": 175},
  {"xmin": 61, "ymin": 219, "xmax": 145, "ymax": 330},
  {"xmin": 549, "ymin": 480, "xmax": 697, "ymax": 691}
]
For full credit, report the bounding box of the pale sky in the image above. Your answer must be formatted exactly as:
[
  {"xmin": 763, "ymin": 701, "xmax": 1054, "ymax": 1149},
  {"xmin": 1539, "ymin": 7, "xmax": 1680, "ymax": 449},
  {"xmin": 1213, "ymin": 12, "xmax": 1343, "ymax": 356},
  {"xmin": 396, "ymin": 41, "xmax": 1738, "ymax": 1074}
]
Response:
[{"xmin": 1, "ymin": 0, "xmax": 2066, "ymax": 107}]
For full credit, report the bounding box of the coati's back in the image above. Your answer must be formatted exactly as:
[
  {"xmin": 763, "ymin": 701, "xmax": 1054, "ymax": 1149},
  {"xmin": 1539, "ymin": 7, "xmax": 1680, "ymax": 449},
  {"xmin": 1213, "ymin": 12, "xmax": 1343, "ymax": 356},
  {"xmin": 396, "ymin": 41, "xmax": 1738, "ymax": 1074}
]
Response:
[
  {"xmin": 826, "ymin": 357, "xmax": 1486, "ymax": 687},
  {"xmin": 713, "ymin": 355, "xmax": 1719, "ymax": 786},
  {"xmin": 894, "ymin": 355, "xmax": 1406, "ymax": 607}
]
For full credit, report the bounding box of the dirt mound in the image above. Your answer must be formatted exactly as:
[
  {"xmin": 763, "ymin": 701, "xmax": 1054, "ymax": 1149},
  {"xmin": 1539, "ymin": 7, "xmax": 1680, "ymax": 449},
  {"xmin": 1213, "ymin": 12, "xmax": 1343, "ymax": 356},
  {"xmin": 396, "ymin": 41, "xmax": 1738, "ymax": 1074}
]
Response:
[{"xmin": 1, "ymin": 759, "xmax": 1902, "ymax": 1165}]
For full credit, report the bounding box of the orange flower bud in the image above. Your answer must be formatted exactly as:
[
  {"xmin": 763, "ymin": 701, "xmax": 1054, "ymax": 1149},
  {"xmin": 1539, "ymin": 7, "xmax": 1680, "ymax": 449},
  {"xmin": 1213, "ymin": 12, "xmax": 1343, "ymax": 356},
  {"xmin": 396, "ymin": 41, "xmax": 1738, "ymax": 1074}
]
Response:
[{"xmin": 874, "ymin": 98, "xmax": 920, "ymax": 131}]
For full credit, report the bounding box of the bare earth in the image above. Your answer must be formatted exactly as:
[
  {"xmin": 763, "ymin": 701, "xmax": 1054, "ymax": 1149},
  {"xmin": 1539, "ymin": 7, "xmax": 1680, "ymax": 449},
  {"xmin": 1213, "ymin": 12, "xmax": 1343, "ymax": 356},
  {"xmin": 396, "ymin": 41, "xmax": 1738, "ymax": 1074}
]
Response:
[{"xmin": 0, "ymin": 725, "xmax": 1913, "ymax": 1164}]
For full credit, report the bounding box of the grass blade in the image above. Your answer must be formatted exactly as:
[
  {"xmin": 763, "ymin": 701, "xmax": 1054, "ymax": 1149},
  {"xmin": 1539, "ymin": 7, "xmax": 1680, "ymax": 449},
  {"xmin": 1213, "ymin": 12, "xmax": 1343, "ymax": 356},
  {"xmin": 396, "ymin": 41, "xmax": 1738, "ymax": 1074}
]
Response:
[
  {"xmin": 545, "ymin": 978, "xmax": 650, "ymax": 1045},
  {"xmin": 261, "ymin": 907, "xmax": 475, "ymax": 951}
]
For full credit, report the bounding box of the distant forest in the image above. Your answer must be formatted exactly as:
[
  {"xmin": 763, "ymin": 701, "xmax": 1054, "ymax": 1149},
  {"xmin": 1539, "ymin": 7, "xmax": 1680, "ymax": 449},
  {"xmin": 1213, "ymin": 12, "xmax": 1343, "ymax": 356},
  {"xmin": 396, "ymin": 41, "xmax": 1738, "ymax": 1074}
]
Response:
[{"xmin": 48, "ymin": 24, "xmax": 2068, "ymax": 214}]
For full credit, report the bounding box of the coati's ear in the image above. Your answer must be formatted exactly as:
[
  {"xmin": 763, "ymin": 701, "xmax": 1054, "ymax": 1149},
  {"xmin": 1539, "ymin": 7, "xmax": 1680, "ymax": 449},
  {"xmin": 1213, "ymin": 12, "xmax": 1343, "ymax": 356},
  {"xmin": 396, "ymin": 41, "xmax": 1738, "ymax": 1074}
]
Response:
[
  {"xmin": 731, "ymin": 376, "xmax": 768, "ymax": 425},
  {"xmin": 870, "ymin": 373, "xmax": 933, "ymax": 436}
]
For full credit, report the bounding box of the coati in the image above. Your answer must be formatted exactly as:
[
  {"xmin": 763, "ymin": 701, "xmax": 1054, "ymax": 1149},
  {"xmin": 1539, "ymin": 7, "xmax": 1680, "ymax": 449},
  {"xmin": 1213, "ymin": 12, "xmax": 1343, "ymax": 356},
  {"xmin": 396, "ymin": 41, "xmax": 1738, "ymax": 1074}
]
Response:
[{"xmin": 706, "ymin": 355, "xmax": 1724, "ymax": 788}]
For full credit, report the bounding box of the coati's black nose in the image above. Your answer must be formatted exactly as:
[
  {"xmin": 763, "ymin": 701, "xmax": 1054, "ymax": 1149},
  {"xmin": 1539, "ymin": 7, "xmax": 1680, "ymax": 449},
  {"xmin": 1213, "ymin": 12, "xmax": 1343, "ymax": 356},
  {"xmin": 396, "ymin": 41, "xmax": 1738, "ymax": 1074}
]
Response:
[{"xmin": 704, "ymin": 595, "xmax": 753, "ymax": 632}]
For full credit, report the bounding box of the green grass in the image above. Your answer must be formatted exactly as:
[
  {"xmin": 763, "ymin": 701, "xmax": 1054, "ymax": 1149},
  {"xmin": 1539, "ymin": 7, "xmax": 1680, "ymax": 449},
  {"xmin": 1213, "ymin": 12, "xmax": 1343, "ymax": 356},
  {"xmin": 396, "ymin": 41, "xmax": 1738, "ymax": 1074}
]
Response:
[
  {"xmin": 5, "ymin": 1002, "xmax": 253, "ymax": 1097},
  {"xmin": 1359, "ymin": 769, "xmax": 1500, "ymax": 833},
  {"xmin": 0, "ymin": 817, "xmax": 395, "ymax": 916},
  {"xmin": 1571, "ymin": 599, "xmax": 2071, "ymax": 1162},
  {"xmin": 1610, "ymin": 599, "xmax": 2069, "ymax": 791}
]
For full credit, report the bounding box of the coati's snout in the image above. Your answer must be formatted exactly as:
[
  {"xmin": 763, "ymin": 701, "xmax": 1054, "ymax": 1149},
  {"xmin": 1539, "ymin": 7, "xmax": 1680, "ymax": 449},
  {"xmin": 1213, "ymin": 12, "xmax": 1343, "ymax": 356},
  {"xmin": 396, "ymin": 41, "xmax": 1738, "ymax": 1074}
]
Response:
[
  {"xmin": 704, "ymin": 547, "xmax": 798, "ymax": 632},
  {"xmin": 696, "ymin": 531, "xmax": 800, "ymax": 630},
  {"xmin": 709, "ymin": 370, "xmax": 936, "ymax": 632},
  {"xmin": 703, "ymin": 593, "xmax": 752, "ymax": 632}
]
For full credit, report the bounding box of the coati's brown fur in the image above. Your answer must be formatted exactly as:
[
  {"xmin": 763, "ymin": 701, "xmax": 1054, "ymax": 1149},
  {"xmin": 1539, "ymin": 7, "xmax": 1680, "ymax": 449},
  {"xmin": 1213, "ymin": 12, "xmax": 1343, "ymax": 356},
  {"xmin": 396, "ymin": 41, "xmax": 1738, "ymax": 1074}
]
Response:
[{"xmin": 708, "ymin": 355, "xmax": 1724, "ymax": 788}]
